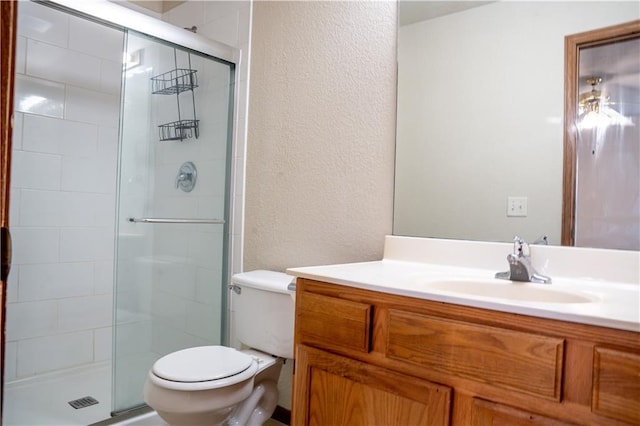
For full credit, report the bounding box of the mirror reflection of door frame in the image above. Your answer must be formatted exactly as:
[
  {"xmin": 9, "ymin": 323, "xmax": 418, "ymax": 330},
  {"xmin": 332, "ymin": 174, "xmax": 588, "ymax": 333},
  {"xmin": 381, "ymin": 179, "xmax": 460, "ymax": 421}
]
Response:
[{"xmin": 561, "ymin": 20, "xmax": 640, "ymax": 246}]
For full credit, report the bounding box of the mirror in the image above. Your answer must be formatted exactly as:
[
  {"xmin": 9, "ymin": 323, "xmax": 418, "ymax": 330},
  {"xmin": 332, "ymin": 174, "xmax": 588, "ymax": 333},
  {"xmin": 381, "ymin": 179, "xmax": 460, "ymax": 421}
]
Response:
[
  {"xmin": 394, "ymin": 1, "xmax": 639, "ymax": 247},
  {"xmin": 562, "ymin": 21, "xmax": 640, "ymax": 250}
]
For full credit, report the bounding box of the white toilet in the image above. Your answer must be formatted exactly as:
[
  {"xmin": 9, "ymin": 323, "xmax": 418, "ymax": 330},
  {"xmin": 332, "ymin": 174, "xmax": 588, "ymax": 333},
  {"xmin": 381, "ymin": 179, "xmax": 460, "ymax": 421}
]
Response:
[{"xmin": 143, "ymin": 270, "xmax": 296, "ymax": 426}]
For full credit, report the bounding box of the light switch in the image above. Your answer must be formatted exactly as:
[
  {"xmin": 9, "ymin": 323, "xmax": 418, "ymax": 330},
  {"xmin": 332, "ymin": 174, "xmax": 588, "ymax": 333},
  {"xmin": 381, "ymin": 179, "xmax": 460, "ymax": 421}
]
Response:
[{"xmin": 507, "ymin": 196, "xmax": 528, "ymax": 217}]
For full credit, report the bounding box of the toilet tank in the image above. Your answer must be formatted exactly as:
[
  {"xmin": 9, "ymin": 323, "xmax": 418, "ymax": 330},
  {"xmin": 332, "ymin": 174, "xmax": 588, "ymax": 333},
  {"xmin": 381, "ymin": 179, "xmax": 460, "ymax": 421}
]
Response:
[{"xmin": 230, "ymin": 270, "xmax": 296, "ymax": 359}]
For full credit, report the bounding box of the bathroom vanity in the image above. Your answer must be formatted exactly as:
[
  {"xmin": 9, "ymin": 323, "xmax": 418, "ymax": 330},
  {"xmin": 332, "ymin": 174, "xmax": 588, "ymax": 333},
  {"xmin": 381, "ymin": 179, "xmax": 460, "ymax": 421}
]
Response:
[{"xmin": 287, "ymin": 237, "xmax": 640, "ymax": 425}]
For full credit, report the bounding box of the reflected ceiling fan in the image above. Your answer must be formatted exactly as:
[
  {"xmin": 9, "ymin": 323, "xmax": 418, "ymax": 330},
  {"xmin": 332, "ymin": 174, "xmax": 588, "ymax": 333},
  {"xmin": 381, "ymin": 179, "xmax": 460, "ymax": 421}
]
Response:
[{"xmin": 578, "ymin": 76, "xmax": 633, "ymax": 129}]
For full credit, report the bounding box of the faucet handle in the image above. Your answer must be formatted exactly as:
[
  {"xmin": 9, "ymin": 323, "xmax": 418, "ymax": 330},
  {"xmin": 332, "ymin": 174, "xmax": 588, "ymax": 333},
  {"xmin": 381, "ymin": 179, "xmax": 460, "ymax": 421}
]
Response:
[
  {"xmin": 532, "ymin": 235, "xmax": 548, "ymax": 245},
  {"xmin": 512, "ymin": 236, "xmax": 530, "ymax": 257}
]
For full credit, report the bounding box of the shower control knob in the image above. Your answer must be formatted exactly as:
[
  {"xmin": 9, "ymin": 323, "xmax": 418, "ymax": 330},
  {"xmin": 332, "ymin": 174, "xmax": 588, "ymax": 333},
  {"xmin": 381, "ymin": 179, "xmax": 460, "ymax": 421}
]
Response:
[{"xmin": 176, "ymin": 161, "xmax": 197, "ymax": 192}]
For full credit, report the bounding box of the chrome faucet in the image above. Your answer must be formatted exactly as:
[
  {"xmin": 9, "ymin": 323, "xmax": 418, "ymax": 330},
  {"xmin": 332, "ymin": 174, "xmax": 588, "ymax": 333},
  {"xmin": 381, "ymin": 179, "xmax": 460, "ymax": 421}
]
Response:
[{"xmin": 495, "ymin": 236, "xmax": 552, "ymax": 284}]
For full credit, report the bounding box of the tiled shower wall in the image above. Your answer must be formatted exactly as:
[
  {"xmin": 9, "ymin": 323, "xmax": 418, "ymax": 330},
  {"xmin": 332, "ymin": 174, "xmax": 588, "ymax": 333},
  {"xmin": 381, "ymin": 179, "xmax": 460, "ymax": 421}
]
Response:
[
  {"xmin": 6, "ymin": 1, "xmax": 123, "ymax": 381},
  {"xmin": 162, "ymin": 0, "xmax": 252, "ymax": 278},
  {"xmin": 6, "ymin": 0, "xmax": 249, "ymax": 387}
]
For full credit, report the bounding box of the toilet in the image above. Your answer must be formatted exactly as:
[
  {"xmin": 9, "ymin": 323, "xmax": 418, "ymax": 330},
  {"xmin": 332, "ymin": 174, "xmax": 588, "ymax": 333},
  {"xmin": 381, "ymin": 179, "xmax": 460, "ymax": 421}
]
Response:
[{"xmin": 143, "ymin": 270, "xmax": 296, "ymax": 426}]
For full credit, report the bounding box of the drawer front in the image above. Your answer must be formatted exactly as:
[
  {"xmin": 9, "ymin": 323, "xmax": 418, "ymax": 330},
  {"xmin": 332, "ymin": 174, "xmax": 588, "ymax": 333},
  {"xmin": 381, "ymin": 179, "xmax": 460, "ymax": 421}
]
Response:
[
  {"xmin": 592, "ymin": 346, "xmax": 640, "ymax": 424},
  {"xmin": 387, "ymin": 310, "xmax": 564, "ymax": 400},
  {"xmin": 297, "ymin": 291, "xmax": 372, "ymax": 353},
  {"xmin": 472, "ymin": 398, "xmax": 575, "ymax": 425}
]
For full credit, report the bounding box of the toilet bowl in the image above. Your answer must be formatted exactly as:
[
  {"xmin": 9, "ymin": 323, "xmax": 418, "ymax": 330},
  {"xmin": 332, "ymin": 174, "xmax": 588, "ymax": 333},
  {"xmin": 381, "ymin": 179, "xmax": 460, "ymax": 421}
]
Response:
[{"xmin": 143, "ymin": 270, "xmax": 295, "ymax": 426}]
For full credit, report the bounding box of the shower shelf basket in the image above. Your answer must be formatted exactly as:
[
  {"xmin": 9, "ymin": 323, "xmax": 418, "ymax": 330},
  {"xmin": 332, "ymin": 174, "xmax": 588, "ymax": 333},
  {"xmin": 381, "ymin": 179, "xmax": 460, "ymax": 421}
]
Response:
[
  {"xmin": 151, "ymin": 50, "xmax": 199, "ymax": 142},
  {"xmin": 158, "ymin": 119, "xmax": 200, "ymax": 141},
  {"xmin": 151, "ymin": 68, "xmax": 198, "ymax": 95}
]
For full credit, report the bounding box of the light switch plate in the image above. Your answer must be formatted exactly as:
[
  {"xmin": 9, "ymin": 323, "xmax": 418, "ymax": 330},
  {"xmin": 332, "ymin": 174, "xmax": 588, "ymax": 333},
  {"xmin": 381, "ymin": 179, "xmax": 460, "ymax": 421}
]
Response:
[{"xmin": 507, "ymin": 196, "xmax": 528, "ymax": 217}]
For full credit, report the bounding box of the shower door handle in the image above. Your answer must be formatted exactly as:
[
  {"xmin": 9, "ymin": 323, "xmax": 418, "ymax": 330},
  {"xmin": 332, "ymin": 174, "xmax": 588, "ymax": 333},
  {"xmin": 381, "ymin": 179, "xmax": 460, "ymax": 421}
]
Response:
[
  {"xmin": 1, "ymin": 226, "xmax": 11, "ymax": 282},
  {"xmin": 128, "ymin": 217, "xmax": 225, "ymax": 224}
]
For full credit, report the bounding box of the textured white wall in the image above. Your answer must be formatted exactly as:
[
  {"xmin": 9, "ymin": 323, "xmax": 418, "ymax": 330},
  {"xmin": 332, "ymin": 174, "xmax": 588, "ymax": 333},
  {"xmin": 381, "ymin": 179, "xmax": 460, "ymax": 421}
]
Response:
[{"xmin": 245, "ymin": 1, "xmax": 397, "ymax": 272}]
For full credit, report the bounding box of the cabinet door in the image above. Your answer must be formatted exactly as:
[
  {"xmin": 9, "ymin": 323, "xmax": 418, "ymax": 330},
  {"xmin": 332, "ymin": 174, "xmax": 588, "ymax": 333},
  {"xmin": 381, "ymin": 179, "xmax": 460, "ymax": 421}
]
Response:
[
  {"xmin": 592, "ymin": 346, "xmax": 640, "ymax": 424},
  {"xmin": 293, "ymin": 345, "xmax": 451, "ymax": 426},
  {"xmin": 472, "ymin": 398, "xmax": 575, "ymax": 426}
]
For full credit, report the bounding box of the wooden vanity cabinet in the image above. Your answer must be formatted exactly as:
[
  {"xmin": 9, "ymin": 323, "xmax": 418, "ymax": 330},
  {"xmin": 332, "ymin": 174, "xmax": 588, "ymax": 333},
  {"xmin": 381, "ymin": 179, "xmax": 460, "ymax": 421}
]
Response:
[{"xmin": 292, "ymin": 278, "xmax": 640, "ymax": 426}]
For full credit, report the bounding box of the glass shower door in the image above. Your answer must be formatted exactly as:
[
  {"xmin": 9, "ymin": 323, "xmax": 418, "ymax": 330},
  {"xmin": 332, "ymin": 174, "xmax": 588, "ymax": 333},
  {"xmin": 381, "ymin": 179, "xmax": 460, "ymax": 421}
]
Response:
[{"xmin": 113, "ymin": 30, "xmax": 234, "ymax": 413}]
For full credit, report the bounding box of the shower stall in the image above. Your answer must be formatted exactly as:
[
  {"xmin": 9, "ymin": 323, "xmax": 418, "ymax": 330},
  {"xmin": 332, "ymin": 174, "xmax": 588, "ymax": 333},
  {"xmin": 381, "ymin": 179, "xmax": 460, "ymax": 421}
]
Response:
[{"xmin": 4, "ymin": 1, "xmax": 238, "ymax": 424}]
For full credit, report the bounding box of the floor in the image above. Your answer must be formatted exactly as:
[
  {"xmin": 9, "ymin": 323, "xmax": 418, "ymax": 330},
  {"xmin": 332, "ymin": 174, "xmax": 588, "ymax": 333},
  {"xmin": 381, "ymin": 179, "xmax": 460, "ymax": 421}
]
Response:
[
  {"xmin": 103, "ymin": 411, "xmax": 288, "ymax": 425},
  {"xmin": 3, "ymin": 362, "xmax": 288, "ymax": 426},
  {"xmin": 3, "ymin": 362, "xmax": 112, "ymax": 426}
]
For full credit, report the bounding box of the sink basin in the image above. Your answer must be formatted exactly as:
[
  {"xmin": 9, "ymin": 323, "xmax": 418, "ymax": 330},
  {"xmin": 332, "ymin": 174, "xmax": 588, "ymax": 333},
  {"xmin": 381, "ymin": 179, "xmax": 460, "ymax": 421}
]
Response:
[{"xmin": 424, "ymin": 280, "xmax": 598, "ymax": 304}]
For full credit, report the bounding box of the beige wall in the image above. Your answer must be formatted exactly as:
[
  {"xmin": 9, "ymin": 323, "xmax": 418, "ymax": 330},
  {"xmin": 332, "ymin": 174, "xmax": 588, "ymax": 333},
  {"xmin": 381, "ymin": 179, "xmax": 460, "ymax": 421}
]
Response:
[{"xmin": 245, "ymin": 1, "xmax": 398, "ymax": 272}]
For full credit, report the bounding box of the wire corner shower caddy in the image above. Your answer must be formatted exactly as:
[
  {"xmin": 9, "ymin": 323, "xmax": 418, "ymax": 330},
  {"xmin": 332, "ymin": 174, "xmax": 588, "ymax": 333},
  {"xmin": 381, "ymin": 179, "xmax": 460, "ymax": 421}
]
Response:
[{"xmin": 151, "ymin": 49, "xmax": 200, "ymax": 142}]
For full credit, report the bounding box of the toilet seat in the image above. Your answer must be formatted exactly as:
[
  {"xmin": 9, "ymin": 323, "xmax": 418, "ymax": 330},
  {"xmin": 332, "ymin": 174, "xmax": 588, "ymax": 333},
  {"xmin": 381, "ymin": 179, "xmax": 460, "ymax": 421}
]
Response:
[{"xmin": 149, "ymin": 346, "xmax": 259, "ymax": 391}]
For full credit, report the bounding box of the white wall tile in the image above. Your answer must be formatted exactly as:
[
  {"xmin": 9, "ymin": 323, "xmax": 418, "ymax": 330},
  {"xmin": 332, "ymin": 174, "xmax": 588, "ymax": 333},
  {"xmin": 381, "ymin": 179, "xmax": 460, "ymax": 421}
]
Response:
[
  {"xmin": 163, "ymin": 1, "xmax": 206, "ymax": 29},
  {"xmin": 20, "ymin": 190, "xmax": 95, "ymax": 227},
  {"xmin": 60, "ymin": 228, "xmax": 114, "ymax": 262},
  {"xmin": 18, "ymin": 263, "xmax": 93, "ymax": 301},
  {"xmin": 237, "ymin": 4, "xmax": 251, "ymax": 46},
  {"xmin": 61, "ymin": 154, "xmax": 116, "ymax": 194},
  {"xmin": 5, "ymin": 300, "xmax": 58, "ymax": 341},
  {"xmin": 94, "ymin": 261, "xmax": 114, "ymax": 295},
  {"xmin": 114, "ymin": 321, "xmax": 152, "ymax": 357},
  {"xmin": 60, "ymin": 120, "xmax": 99, "ymax": 157},
  {"xmin": 195, "ymin": 268, "xmax": 222, "ymax": 304},
  {"xmin": 11, "ymin": 150, "xmax": 61, "ymax": 190},
  {"xmin": 152, "ymin": 196, "xmax": 198, "ymax": 218},
  {"xmin": 196, "ymin": 195, "xmax": 224, "ymax": 219},
  {"xmin": 9, "ymin": 189, "xmax": 20, "ymax": 228},
  {"xmin": 201, "ymin": 13, "xmax": 239, "ymax": 48},
  {"xmin": 14, "ymin": 75, "xmax": 65, "ymax": 118},
  {"xmin": 69, "ymin": 14, "xmax": 124, "ymax": 62},
  {"xmin": 152, "ymin": 263, "xmax": 197, "ymax": 300},
  {"xmin": 22, "ymin": 114, "xmax": 62, "ymax": 154},
  {"xmin": 186, "ymin": 300, "xmax": 221, "ymax": 341},
  {"xmin": 11, "ymin": 228, "xmax": 59, "ymax": 265},
  {"xmin": 65, "ymin": 86, "xmax": 119, "ymax": 127},
  {"xmin": 94, "ymin": 193, "xmax": 117, "ymax": 228},
  {"xmin": 94, "ymin": 327, "xmax": 113, "ymax": 362},
  {"xmin": 12, "ymin": 111, "xmax": 23, "ymax": 151},
  {"xmin": 152, "ymin": 228, "xmax": 189, "ymax": 259},
  {"xmin": 58, "ymin": 295, "xmax": 113, "ymax": 332},
  {"xmin": 203, "ymin": 1, "xmax": 244, "ymax": 24},
  {"xmin": 6, "ymin": 265, "xmax": 19, "ymax": 304},
  {"xmin": 4, "ymin": 341, "xmax": 18, "ymax": 382},
  {"xmin": 150, "ymin": 291, "xmax": 187, "ymax": 328},
  {"xmin": 26, "ymin": 39, "xmax": 101, "ymax": 91},
  {"xmin": 189, "ymin": 229, "xmax": 223, "ymax": 269},
  {"xmin": 17, "ymin": 1, "xmax": 69, "ymax": 47},
  {"xmin": 101, "ymin": 59, "xmax": 123, "ymax": 94},
  {"xmin": 15, "ymin": 36, "xmax": 26, "ymax": 75},
  {"xmin": 17, "ymin": 331, "xmax": 93, "ymax": 377}
]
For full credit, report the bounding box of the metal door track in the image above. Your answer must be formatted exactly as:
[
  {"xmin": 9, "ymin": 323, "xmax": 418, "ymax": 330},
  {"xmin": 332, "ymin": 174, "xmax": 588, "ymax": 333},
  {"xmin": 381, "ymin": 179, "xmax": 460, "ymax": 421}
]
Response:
[{"xmin": 68, "ymin": 396, "xmax": 99, "ymax": 409}]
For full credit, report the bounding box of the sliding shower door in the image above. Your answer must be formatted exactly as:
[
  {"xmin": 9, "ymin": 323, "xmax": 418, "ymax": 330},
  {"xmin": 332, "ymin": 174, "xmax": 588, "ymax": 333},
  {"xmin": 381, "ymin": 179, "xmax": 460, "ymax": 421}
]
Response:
[{"xmin": 113, "ymin": 30, "xmax": 234, "ymax": 413}]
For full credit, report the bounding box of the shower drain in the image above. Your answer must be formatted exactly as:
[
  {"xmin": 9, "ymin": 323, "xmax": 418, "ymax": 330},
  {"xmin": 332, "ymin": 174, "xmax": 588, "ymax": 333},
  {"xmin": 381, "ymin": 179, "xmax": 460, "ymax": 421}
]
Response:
[{"xmin": 68, "ymin": 396, "xmax": 99, "ymax": 409}]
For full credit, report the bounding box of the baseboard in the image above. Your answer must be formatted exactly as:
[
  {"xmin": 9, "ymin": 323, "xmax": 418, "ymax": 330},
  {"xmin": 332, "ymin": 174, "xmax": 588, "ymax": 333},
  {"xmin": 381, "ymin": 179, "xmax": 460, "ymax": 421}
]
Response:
[{"xmin": 272, "ymin": 405, "xmax": 291, "ymax": 425}]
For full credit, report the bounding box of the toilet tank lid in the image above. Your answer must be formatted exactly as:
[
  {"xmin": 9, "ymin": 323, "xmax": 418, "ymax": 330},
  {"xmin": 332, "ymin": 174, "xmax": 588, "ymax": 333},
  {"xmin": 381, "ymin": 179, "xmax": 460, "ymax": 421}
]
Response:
[{"xmin": 231, "ymin": 270, "xmax": 295, "ymax": 294}]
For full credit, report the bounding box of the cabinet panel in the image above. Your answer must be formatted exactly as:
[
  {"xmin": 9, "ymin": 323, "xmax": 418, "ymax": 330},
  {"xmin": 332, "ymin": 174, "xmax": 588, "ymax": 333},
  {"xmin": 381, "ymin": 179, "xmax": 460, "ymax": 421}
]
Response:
[
  {"xmin": 294, "ymin": 345, "xmax": 451, "ymax": 426},
  {"xmin": 387, "ymin": 310, "xmax": 564, "ymax": 400},
  {"xmin": 297, "ymin": 291, "xmax": 371, "ymax": 353},
  {"xmin": 592, "ymin": 346, "xmax": 640, "ymax": 424},
  {"xmin": 472, "ymin": 398, "xmax": 574, "ymax": 426}
]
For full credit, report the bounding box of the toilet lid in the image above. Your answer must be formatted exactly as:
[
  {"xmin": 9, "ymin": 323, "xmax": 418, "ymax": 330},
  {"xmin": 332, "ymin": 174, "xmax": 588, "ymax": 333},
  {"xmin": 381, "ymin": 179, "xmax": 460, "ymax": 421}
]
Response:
[{"xmin": 152, "ymin": 346, "xmax": 254, "ymax": 383}]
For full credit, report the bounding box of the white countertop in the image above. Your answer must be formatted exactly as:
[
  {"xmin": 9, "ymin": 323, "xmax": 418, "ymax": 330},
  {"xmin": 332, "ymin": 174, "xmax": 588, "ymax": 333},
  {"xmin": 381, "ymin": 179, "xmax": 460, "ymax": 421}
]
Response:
[{"xmin": 287, "ymin": 236, "xmax": 640, "ymax": 333}]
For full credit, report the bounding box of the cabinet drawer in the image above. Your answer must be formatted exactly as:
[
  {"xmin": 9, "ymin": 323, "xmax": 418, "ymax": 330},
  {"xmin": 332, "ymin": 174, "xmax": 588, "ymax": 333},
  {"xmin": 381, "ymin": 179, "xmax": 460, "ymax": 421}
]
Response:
[
  {"xmin": 297, "ymin": 291, "xmax": 372, "ymax": 353},
  {"xmin": 387, "ymin": 310, "xmax": 564, "ymax": 400},
  {"xmin": 472, "ymin": 398, "xmax": 574, "ymax": 425},
  {"xmin": 592, "ymin": 346, "xmax": 640, "ymax": 424}
]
